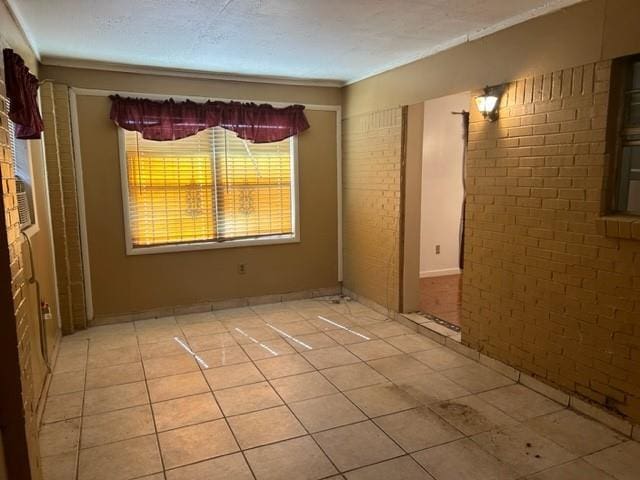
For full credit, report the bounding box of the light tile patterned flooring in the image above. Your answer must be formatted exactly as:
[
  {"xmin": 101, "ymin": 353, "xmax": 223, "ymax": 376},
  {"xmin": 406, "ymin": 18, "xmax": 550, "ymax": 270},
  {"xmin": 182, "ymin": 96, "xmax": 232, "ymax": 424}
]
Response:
[{"xmin": 40, "ymin": 298, "xmax": 639, "ymax": 480}]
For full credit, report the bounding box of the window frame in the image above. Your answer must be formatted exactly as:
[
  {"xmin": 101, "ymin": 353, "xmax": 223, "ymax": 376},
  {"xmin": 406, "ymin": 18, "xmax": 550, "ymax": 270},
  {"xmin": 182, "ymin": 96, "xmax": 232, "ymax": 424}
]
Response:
[
  {"xmin": 5, "ymin": 98, "xmax": 39, "ymax": 236},
  {"xmin": 118, "ymin": 127, "xmax": 300, "ymax": 255},
  {"xmin": 608, "ymin": 55, "xmax": 640, "ymax": 216}
]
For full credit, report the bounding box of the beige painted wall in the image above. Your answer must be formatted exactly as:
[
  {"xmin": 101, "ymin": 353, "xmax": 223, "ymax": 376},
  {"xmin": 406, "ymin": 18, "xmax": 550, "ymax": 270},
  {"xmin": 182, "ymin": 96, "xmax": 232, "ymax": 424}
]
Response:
[
  {"xmin": 342, "ymin": 0, "xmax": 640, "ymax": 118},
  {"xmin": 71, "ymin": 92, "xmax": 338, "ymax": 318},
  {"xmin": 40, "ymin": 65, "xmax": 342, "ymax": 107},
  {"xmin": 402, "ymin": 104, "xmax": 423, "ymax": 313},
  {"xmin": 420, "ymin": 93, "xmax": 469, "ymax": 277},
  {"xmin": 37, "ymin": 66, "xmax": 341, "ymax": 318}
]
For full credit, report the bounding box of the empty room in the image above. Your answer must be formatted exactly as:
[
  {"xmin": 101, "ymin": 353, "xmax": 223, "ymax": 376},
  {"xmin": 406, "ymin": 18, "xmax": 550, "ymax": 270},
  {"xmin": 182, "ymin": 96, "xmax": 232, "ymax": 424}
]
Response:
[{"xmin": 1, "ymin": 1, "xmax": 639, "ymax": 479}]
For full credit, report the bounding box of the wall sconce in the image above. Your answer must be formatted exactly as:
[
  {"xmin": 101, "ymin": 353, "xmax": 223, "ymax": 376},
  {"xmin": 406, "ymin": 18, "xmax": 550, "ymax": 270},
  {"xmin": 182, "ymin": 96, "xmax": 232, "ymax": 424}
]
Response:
[{"xmin": 475, "ymin": 86, "xmax": 500, "ymax": 122}]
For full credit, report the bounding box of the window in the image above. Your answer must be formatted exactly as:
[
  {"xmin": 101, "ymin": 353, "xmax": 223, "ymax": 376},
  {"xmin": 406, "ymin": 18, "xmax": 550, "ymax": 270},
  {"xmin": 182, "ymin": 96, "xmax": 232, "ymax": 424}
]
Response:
[
  {"xmin": 612, "ymin": 56, "xmax": 640, "ymax": 214},
  {"xmin": 6, "ymin": 99, "xmax": 36, "ymax": 231},
  {"xmin": 121, "ymin": 127, "xmax": 298, "ymax": 253}
]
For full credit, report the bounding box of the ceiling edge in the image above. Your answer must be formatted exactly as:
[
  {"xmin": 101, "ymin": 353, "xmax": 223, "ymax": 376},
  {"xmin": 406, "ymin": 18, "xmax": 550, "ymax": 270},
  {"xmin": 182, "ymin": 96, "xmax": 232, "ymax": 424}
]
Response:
[
  {"xmin": 3, "ymin": 0, "xmax": 40, "ymax": 60},
  {"xmin": 344, "ymin": 0, "xmax": 586, "ymax": 86},
  {"xmin": 39, "ymin": 56, "xmax": 346, "ymax": 88}
]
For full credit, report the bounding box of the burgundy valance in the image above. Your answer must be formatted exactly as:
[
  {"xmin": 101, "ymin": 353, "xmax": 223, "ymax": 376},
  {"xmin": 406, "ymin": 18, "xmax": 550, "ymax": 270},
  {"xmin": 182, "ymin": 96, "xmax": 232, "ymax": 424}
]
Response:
[
  {"xmin": 109, "ymin": 95, "xmax": 309, "ymax": 143},
  {"xmin": 3, "ymin": 49, "xmax": 44, "ymax": 139}
]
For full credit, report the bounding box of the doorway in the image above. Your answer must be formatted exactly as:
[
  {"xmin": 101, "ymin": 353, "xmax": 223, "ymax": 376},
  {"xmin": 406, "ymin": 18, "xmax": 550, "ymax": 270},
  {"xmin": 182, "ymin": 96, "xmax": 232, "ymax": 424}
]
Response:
[{"xmin": 418, "ymin": 92, "xmax": 470, "ymax": 330}]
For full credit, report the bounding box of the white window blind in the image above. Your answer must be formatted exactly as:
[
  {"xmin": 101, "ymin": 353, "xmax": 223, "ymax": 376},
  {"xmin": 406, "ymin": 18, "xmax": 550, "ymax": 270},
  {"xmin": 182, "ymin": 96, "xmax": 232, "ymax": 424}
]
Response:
[
  {"xmin": 5, "ymin": 99, "xmax": 17, "ymax": 168},
  {"xmin": 124, "ymin": 127, "xmax": 295, "ymax": 250}
]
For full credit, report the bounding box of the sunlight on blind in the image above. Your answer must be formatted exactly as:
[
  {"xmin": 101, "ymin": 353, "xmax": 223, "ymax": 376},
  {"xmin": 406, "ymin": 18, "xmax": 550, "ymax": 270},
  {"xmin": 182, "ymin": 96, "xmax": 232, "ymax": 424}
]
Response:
[
  {"xmin": 125, "ymin": 128, "xmax": 294, "ymax": 249},
  {"xmin": 214, "ymin": 128, "xmax": 293, "ymax": 240}
]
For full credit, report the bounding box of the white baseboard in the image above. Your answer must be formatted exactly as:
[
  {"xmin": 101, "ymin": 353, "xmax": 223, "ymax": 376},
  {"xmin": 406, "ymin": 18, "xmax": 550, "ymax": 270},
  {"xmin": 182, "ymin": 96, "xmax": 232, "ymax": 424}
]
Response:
[{"xmin": 420, "ymin": 268, "xmax": 462, "ymax": 278}]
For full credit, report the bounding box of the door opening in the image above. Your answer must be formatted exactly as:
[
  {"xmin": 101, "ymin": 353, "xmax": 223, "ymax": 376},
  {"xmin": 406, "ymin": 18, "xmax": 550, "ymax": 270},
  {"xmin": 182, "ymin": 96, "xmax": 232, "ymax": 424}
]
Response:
[{"xmin": 418, "ymin": 92, "xmax": 470, "ymax": 332}]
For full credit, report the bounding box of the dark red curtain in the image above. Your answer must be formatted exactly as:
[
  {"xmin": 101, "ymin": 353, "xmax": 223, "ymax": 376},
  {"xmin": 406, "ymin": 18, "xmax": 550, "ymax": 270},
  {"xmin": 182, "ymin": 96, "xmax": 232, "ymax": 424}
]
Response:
[
  {"xmin": 2, "ymin": 49, "xmax": 44, "ymax": 139},
  {"xmin": 109, "ymin": 95, "xmax": 310, "ymax": 143}
]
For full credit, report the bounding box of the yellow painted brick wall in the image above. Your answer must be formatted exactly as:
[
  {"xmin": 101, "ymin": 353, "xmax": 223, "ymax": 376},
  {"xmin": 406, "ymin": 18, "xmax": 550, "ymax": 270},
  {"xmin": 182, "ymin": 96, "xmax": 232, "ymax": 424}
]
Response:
[
  {"xmin": 0, "ymin": 59, "xmax": 42, "ymax": 479},
  {"xmin": 463, "ymin": 60, "xmax": 640, "ymax": 422},
  {"xmin": 40, "ymin": 83, "xmax": 86, "ymax": 333},
  {"xmin": 343, "ymin": 108, "xmax": 403, "ymax": 311}
]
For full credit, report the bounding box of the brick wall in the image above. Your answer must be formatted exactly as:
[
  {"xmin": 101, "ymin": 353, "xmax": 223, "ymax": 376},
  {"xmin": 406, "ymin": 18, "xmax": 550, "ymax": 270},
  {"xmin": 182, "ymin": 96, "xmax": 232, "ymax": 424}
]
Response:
[
  {"xmin": 0, "ymin": 55, "xmax": 42, "ymax": 478},
  {"xmin": 463, "ymin": 60, "xmax": 640, "ymax": 422},
  {"xmin": 343, "ymin": 108, "xmax": 403, "ymax": 311},
  {"xmin": 40, "ymin": 84, "xmax": 86, "ymax": 333}
]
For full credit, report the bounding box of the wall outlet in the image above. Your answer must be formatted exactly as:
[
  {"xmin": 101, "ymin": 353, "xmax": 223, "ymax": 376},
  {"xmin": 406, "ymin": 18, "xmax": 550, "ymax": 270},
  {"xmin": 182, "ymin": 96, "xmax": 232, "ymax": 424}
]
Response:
[
  {"xmin": 238, "ymin": 263, "xmax": 247, "ymax": 275},
  {"xmin": 435, "ymin": 245, "xmax": 441, "ymax": 254}
]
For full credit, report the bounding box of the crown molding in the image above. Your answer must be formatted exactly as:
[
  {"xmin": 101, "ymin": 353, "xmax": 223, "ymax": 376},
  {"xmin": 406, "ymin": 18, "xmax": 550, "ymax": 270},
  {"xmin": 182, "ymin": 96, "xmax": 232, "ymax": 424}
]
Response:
[
  {"xmin": 344, "ymin": 0, "xmax": 585, "ymax": 86},
  {"xmin": 40, "ymin": 56, "xmax": 345, "ymax": 88},
  {"xmin": 10, "ymin": 0, "xmax": 583, "ymax": 88}
]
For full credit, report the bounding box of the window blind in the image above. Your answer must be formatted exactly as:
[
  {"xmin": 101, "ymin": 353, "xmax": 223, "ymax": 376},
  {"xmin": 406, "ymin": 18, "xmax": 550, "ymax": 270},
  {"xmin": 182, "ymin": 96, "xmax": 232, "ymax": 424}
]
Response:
[
  {"xmin": 5, "ymin": 99, "xmax": 17, "ymax": 168},
  {"xmin": 124, "ymin": 127, "xmax": 294, "ymax": 249}
]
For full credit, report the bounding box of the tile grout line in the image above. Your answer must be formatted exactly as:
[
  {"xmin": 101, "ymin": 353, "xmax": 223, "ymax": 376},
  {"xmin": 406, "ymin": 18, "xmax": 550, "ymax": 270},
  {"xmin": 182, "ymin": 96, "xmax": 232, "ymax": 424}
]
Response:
[
  {"xmin": 311, "ymin": 369, "xmax": 431, "ymax": 476},
  {"xmin": 74, "ymin": 339, "xmax": 89, "ymax": 480},
  {"xmin": 68, "ymin": 304, "xmax": 481, "ymax": 469},
  {"xmin": 244, "ymin": 304, "xmax": 600, "ymax": 478},
  {"xmin": 48, "ymin": 299, "xmax": 636, "ymax": 479},
  {"xmin": 248, "ymin": 304, "xmax": 433, "ymax": 475},
  {"xmin": 135, "ymin": 324, "xmax": 169, "ymax": 480},
  {"xmin": 178, "ymin": 318, "xmax": 259, "ymax": 480},
  {"xmin": 203, "ymin": 305, "xmax": 344, "ymax": 478}
]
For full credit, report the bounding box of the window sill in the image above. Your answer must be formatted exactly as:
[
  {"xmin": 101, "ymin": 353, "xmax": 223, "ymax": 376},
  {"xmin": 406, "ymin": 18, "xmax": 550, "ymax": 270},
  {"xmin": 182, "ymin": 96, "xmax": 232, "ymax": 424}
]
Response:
[
  {"xmin": 126, "ymin": 234, "xmax": 299, "ymax": 256},
  {"xmin": 595, "ymin": 215, "xmax": 640, "ymax": 240}
]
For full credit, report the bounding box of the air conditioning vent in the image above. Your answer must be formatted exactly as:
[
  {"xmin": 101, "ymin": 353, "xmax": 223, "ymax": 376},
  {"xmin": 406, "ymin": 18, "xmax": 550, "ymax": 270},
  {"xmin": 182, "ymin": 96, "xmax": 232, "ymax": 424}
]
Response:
[{"xmin": 16, "ymin": 178, "xmax": 33, "ymax": 230}]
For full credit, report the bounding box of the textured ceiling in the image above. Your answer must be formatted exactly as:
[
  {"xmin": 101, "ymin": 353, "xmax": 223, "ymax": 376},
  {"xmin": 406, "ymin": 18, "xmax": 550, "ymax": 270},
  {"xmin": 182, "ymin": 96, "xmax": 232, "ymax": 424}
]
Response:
[{"xmin": 11, "ymin": 0, "xmax": 582, "ymax": 83}]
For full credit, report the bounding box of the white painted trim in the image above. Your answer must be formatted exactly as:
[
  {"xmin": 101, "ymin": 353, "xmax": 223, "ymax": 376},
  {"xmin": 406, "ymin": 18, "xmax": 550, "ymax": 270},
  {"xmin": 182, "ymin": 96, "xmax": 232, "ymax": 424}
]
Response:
[
  {"xmin": 420, "ymin": 268, "xmax": 461, "ymax": 278},
  {"xmin": 35, "ymin": 125, "xmax": 62, "ymax": 329},
  {"xmin": 117, "ymin": 128, "xmax": 134, "ymax": 256},
  {"xmin": 336, "ymin": 106, "xmax": 343, "ymax": 283},
  {"xmin": 344, "ymin": 0, "xmax": 585, "ymax": 86},
  {"xmin": 118, "ymin": 128, "xmax": 301, "ymax": 256},
  {"xmin": 69, "ymin": 89, "xmax": 94, "ymax": 322},
  {"xmin": 291, "ymin": 135, "xmax": 301, "ymax": 249},
  {"xmin": 127, "ymin": 236, "xmax": 301, "ymax": 256},
  {"xmin": 41, "ymin": 56, "xmax": 344, "ymax": 88}
]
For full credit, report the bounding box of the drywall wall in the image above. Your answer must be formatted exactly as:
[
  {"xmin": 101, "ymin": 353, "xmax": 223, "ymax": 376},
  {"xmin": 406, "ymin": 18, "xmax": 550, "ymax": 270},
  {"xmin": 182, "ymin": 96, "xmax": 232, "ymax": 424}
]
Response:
[
  {"xmin": 402, "ymin": 103, "xmax": 424, "ymax": 313},
  {"xmin": 40, "ymin": 65, "xmax": 342, "ymax": 107},
  {"xmin": 66, "ymin": 85, "xmax": 339, "ymax": 319},
  {"xmin": 420, "ymin": 92, "xmax": 469, "ymax": 277}
]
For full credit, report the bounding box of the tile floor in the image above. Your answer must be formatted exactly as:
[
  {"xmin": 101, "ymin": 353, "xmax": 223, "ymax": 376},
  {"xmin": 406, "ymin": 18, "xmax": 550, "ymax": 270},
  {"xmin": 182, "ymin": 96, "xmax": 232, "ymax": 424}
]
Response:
[
  {"xmin": 40, "ymin": 297, "xmax": 639, "ymax": 480},
  {"xmin": 420, "ymin": 275, "xmax": 462, "ymax": 327}
]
